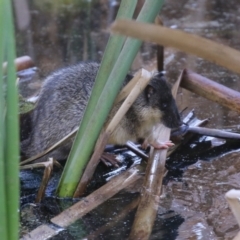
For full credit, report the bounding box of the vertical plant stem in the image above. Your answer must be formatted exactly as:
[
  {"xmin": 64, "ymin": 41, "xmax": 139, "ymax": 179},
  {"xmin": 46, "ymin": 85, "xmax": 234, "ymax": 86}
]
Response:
[
  {"xmin": 155, "ymin": 16, "xmax": 164, "ymax": 72},
  {"xmin": 5, "ymin": 0, "xmax": 19, "ymax": 239},
  {"xmin": 57, "ymin": 0, "xmax": 138, "ymax": 197},
  {"xmin": 0, "ymin": 0, "xmax": 7, "ymax": 238},
  {"xmin": 129, "ymin": 126, "xmax": 170, "ymax": 240},
  {"xmin": 129, "ymin": 69, "xmax": 181, "ymax": 239}
]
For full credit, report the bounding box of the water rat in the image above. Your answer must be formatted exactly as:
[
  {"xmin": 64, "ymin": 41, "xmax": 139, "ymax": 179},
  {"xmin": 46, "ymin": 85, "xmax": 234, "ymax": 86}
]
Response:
[{"xmin": 21, "ymin": 62, "xmax": 181, "ymax": 161}]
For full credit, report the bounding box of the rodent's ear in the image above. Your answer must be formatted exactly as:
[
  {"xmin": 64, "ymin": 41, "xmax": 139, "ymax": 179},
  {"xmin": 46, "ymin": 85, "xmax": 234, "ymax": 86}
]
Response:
[
  {"xmin": 154, "ymin": 72, "xmax": 166, "ymax": 80},
  {"xmin": 145, "ymin": 85, "xmax": 156, "ymax": 100}
]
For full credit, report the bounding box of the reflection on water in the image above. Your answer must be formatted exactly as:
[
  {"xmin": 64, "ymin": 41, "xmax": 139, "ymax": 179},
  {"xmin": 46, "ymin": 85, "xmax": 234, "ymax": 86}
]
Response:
[{"xmin": 16, "ymin": 0, "xmax": 240, "ymax": 239}]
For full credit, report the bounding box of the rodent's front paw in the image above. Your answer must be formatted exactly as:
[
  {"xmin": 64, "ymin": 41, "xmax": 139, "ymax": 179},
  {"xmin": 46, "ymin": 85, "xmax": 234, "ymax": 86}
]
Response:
[
  {"xmin": 152, "ymin": 140, "xmax": 174, "ymax": 149},
  {"xmin": 142, "ymin": 140, "xmax": 174, "ymax": 150}
]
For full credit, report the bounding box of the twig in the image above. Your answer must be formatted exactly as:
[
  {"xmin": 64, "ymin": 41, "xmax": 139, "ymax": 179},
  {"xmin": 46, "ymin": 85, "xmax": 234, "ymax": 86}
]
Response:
[
  {"xmin": 35, "ymin": 158, "xmax": 54, "ymax": 203},
  {"xmin": 20, "ymin": 158, "xmax": 58, "ymax": 203},
  {"xmin": 125, "ymin": 141, "xmax": 148, "ymax": 160},
  {"xmin": 20, "ymin": 128, "xmax": 78, "ymax": 165},
  {"xmin": 181, "ymin": 70, "xmax": 240, "ymax": 113},
  {"xmin": 188, "ymin": 126, "xmax": 240, "ymax": 139}
]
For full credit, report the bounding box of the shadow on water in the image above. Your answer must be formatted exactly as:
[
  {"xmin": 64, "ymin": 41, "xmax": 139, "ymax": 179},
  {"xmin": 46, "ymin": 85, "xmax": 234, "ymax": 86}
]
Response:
[{"xmin": 17, "ymin": 0, "xmax": 240, "ymax": 239}]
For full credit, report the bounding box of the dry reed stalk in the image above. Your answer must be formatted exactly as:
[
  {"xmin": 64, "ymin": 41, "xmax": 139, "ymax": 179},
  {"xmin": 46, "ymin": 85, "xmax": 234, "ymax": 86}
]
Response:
[
  {"xmin": 111, "ymin": 19, "xmax": 240, "ymax": 75},
  {"xmin": 74, "ymin": 69, "xmax": 152, "ymax": 197},
  {"xmin": 20, "ymin": 128, "xmax": 78, "ymax": 165},
  {"xmin": 106, "ymin": 69, "xmax": 152, "ymax": 134},
  {"xmin": 181, "ymin": 70, "xmax": 240, "ymax": 113},
  {"xmin": 188, "ymin": 126, "xmax": 240, "ymax": 139},
  {"xmin": 129, "ymin": 125, "xmax": 170, "ymax": 240},
  {"xmin": 3, "ymin": 55, "xmax": 34, "ymax": 73},
  {"xmin": 114, "ymin": 70, "xmax": 142, "ymax": 103},
  {"xmin": 129, "ymin": 69, "xmax": 181, "ymax": 239},
  {"xmin": 35, "ymin": 158, "xmax": 54, "ymax": 203},
  {"xmin": 125, "ymin": 141, "xmax": 149, "ymax": 160},
  {"xmin": 21, "ymin": 166, "xmax": 142, "ymax": 240},
  {"xmin": 53, "ymin": 167, "xmax": 141, "ymax": 227},
  {"xmin": 20, "ymin": 158, "xmax": 58, "ymax": 203}
]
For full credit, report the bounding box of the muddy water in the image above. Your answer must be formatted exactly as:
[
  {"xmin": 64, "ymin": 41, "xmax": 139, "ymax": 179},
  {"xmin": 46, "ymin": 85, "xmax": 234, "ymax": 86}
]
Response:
[{"xmin": 17, "ymin": 0, "xmax": 240, "ymax": 239}]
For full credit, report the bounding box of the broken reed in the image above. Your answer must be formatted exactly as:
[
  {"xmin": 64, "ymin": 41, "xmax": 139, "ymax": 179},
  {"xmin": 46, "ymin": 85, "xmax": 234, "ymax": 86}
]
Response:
[
  {"xmin": 111, "ymin": 19, "xmax": 240, "ymax": 75},
  {"xmin": 129, "ymin": 68, "xmax": 181, "ymax": 239},
  {"xmin": 181, "ymin": 70, "xmax": 240, "ymax": 113}
]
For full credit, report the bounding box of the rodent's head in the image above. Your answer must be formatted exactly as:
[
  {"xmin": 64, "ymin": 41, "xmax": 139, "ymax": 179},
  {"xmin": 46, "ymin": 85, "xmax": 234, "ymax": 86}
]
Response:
[{"xmin": 144, "ymin": 72, "xmax": 181, "ymax": 129}]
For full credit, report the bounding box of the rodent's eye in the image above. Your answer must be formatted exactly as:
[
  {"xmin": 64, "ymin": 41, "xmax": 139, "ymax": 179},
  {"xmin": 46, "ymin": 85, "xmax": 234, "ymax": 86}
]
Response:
[
  {"xmin": 161, "ymin": 103, "xmax": 167, "ymax": 109},
  {"xmin": 160, "ymin": 103, "xmax": 168, "ymax": 111}
]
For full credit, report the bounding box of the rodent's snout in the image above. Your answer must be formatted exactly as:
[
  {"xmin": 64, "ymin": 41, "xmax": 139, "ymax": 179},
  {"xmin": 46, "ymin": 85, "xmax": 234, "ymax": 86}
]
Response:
[{"xmin": 161, "ymin": 102, "xmax": 182, "ymax": 129}]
